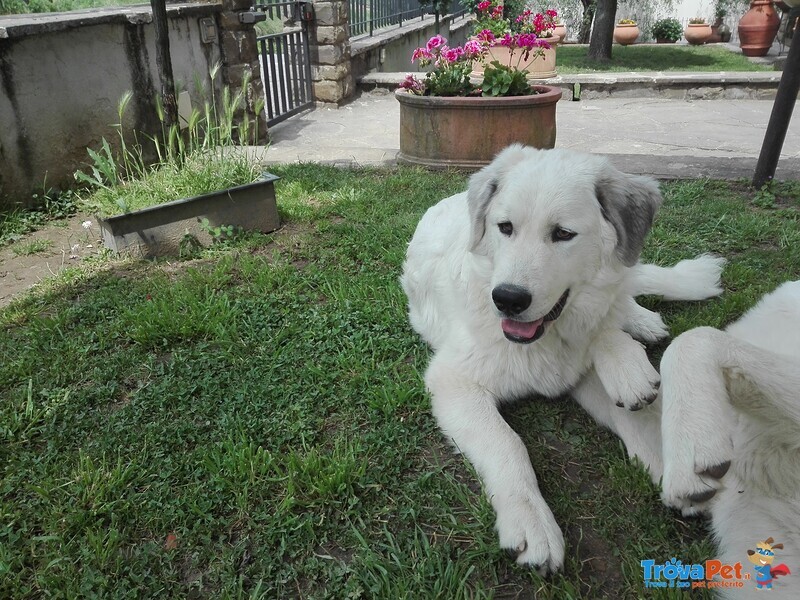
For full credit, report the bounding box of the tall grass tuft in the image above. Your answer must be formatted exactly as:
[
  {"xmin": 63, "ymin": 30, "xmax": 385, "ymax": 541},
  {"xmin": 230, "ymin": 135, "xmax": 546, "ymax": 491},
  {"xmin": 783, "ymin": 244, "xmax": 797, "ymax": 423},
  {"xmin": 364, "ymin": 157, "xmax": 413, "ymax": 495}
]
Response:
[{"xmin": 74, "ymin": 66, "xmax": 266, "ymax": 217}]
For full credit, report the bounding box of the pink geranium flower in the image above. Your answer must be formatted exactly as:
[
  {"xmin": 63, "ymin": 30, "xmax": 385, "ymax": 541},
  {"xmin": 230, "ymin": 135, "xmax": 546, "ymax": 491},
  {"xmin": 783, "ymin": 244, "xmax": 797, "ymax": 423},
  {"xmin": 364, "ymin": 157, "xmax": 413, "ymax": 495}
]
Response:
[{"xmin": 426, "ymin": 34, "xmax": 446, "ymax": 51}]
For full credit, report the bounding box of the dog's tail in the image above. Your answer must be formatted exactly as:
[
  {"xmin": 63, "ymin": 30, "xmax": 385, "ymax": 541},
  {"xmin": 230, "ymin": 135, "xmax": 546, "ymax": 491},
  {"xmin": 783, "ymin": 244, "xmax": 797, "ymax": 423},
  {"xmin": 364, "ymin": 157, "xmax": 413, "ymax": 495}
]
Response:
[{"xmin": 629, "ymin": 255, "xmax": 726, "ymax": 301}]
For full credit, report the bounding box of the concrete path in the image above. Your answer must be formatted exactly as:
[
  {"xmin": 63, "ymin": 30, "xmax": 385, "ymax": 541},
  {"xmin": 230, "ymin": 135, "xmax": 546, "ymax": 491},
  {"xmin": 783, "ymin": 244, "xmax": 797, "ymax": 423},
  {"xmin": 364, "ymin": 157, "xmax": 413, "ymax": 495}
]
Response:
[{"xmin": 263, "ymin": 90, "xmax": 800, "ymax": 180}]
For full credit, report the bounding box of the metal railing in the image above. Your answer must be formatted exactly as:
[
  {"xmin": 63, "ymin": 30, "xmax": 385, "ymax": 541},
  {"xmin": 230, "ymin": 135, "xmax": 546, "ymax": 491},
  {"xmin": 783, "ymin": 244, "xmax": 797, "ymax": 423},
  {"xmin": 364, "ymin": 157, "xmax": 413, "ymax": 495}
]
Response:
[{"xmin": 349, "ymin": 0, "xmax": 468, "ymax": 38}]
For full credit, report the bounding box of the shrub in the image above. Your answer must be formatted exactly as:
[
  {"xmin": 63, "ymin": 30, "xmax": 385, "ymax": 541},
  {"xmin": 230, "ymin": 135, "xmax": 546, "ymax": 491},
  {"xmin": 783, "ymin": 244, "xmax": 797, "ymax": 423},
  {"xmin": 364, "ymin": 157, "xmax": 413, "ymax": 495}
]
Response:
[{"xmin": 651, "ymin": 17, "xmax": 683, "ymax": 42}]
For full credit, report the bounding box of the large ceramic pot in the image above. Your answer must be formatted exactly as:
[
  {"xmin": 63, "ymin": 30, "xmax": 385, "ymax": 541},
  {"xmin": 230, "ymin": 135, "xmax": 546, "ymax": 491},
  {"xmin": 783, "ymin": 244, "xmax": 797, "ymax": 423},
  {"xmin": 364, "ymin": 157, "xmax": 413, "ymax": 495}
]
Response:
[
  {"xmin": 738, "ymin": 0, "xmax": 781, "ymax": 57},
  {"xmin": 396, "ymin": 86, "xmax": 563, "ymax": 169},
  {"xmin": 613, "ymin": 23, "xmax": 640, "ymax": 45},
  {"xmin": 472, "ymin": 36, "xmax": 559, "ymax": 80},
  {"xmin": 552, "ymin": 23, "xmax": 567, "ymax": 43},
  {"xmin": 685, "ymin": 23, "xmax": 713, "ymax": 45}
]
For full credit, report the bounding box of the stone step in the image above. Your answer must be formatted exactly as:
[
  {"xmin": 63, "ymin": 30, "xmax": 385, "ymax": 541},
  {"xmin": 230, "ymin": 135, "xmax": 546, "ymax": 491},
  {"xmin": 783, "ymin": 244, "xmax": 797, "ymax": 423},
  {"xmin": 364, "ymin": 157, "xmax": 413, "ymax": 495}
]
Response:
[{"xmin": 359, "ymin": 70, "xmax": 784, "ymax": 100}]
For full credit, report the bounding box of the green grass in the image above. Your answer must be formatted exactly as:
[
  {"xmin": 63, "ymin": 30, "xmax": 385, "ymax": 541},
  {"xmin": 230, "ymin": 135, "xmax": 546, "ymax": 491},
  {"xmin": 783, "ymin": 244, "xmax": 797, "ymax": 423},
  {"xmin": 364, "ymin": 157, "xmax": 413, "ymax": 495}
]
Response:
[
  {"xmin": 0, "ymin": 0, "xmax": 139, "ymax": 16},
  {"xmin": 557, "ymin": 44, "xmax": 772, "ymax": 73},
  {"xmin": 0, "ymin": 192, "xmax": 77, "ymax": 247},
  {"xmin": 10, "ymin": 239, "xmax": 54, "ymax": 257},
  {"xmin": 80, "ymin": 153, "xmax": 261, "ymax": 217},
  {"xmin": 1, "ymin": 166, "xmax": 799, "ymax": 598}
]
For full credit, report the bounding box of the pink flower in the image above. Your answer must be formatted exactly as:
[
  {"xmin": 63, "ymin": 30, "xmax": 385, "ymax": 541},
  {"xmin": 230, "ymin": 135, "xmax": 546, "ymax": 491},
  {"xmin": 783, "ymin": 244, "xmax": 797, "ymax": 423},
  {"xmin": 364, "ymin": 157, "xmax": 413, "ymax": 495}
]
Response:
[
  {"xmin": 399, "ymin": 74, "xmax": 425, "ymax": 94},
  {"xmin": 477, "ymin": 0, "xmax": 491, "ymax": 11},
  {"xmin": 546, "ymin": 9, "xmax": 558, "ymax": 19},
  {"xmin": 497, "ymin": 33, "xmax": 514, "ymax": 48},
  {"xmin": 476, "ymin": 29, "xmax": 496, "ymax": 44},
  {"xmin": 462, "ymin": 39, "xmax": 484, "ymax": 59},
  {"xmin": 426, "ymin": 34, "xmax": 446, "ymax": 51},
  {"xmin": 411, "ymin": 47, "xmax": 432, "ymax": 63},
  {"xmin": 443, "ymin": 46, "xmax": 464, "ymax": 63}
]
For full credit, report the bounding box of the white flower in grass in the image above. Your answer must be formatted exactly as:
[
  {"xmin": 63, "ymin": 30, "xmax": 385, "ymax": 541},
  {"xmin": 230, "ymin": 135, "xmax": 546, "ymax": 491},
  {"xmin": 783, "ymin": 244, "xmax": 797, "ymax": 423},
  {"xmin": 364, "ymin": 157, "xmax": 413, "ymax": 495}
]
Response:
[{"xmin": 82, "ymin": 220, "xmax": 92, "ymax": 229}]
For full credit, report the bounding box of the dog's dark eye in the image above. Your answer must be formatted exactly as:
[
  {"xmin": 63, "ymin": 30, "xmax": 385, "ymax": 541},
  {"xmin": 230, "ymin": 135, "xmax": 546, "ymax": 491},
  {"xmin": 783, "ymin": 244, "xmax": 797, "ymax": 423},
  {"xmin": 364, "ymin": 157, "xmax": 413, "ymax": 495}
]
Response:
[
  {"xmin": 552, "ymin": 227, "xmax": 577, "ymax": 242},
  {"xmin": 498, "ymin": 222, "xmax": 513, "ymax": 236}
]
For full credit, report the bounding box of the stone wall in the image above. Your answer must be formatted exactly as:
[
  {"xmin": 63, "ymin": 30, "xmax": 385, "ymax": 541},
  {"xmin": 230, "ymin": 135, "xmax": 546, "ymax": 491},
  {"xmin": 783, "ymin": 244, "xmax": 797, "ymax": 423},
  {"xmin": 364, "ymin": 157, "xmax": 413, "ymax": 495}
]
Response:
[
  {"xmin": 0, "ymin": 1, "xmax": 267, "ymax": 210},
  {"xmin": 217, "ymin": 0, "xmax": 268, "ymax": 141},
  {"xmin": 309, "ymin": 0, "xmax": 355, "ymax": 104}
]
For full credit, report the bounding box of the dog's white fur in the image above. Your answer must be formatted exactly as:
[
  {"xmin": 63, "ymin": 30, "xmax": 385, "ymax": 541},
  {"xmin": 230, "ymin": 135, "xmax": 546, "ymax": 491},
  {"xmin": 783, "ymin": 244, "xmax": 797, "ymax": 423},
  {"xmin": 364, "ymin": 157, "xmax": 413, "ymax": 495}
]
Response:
[
  {"xmin": 401, "ymin": 146, "xmax": 725, "ymax": 573},
  {"xmin": 661, "ymin": 281, "xmax": 800, "ymax": 598}
]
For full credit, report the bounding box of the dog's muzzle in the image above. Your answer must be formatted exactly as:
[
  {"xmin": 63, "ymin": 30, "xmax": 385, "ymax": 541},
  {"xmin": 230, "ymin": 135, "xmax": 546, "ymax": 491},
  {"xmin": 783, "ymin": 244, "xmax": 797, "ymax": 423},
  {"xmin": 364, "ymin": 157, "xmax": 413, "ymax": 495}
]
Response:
[{"xmin": 499, "ymin": 290, "xmax": 570, "ymax": 344}]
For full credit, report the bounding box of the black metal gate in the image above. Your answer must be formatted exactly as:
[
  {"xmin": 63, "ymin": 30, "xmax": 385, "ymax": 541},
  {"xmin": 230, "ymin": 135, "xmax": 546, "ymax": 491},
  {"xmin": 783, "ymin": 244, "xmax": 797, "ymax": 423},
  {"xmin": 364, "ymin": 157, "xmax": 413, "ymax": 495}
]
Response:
[{"xmin": 255, "ymin": 2, "xmax": 314, "ymax": 126}]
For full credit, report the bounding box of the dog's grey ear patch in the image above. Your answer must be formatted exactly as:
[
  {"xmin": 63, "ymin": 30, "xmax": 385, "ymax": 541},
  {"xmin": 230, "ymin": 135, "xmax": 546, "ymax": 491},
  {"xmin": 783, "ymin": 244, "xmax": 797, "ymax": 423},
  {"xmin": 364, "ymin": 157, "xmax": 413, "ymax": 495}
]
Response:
[
  {"xmin": 467, "ymin": 176, "xmax": 498, "ymax": 251},
  {"xmin": 595, "ymin": 172, "xmax": 662, "ymax": 266}
]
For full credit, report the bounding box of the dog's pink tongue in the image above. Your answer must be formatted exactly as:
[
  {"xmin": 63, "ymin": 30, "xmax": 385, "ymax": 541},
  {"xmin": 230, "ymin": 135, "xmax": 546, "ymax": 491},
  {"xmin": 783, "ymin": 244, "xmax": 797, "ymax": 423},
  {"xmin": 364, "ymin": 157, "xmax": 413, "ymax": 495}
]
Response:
[{"xmin": 501, "ymin": 318, "xmax": 543, "ymax": 339}]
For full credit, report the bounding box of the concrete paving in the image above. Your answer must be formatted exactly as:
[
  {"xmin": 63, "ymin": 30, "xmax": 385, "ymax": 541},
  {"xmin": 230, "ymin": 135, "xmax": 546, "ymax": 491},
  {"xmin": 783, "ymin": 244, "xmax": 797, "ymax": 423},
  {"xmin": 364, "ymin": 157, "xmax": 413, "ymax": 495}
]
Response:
[{"xmin": 263, "ymin": 89, "xmax": 800, "ymax": 180}]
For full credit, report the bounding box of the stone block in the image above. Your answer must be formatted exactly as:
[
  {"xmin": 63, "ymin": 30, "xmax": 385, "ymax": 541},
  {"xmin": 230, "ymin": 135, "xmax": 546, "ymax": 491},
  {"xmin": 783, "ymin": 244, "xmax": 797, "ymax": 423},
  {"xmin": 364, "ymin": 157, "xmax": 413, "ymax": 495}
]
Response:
[
  {"xmin": 314, "ymin": 25, "xmax": 348, "ymax": 45},
  {"xmin": 223, "ymin": 63, "xmax": 255, "ymax": 87},
  {"xmin": 218, "ymin": 10, "xmax": 247, "ymax": 32},
  {"xmin": 312, "ymin": 1, "xmax": 348, "ymax": 27},
  {"xmin": 309, "ymin": 43, "xmax": 349, "ymax": 65},
  {"xmin": 313, "ymin": 79, "xmax": 348, "ymax": 103},
  {"xmin": 227, "ymin": 0, "xmax": 255, "ymax": 11},
  {"xmin": 311, "ymin": 62, "xmax": 351, "ymax": 82}
]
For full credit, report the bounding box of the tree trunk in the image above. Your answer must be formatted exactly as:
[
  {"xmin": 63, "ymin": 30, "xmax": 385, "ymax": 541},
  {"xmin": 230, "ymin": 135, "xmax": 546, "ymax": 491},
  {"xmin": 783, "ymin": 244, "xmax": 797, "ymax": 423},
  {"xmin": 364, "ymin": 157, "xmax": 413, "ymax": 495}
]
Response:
[
  {"xmin": 753, "ymin": 20, "xmax": 800, "ymax": 188},
  {"xmin": 588, "ymin": 0, "xmax": 617, "ymax": 62},
  {"xmin": 151, "ymin": 0, "xmax": 178, "ymax": 129},
  {"xmin": 578, "ymin": 0, "xmax": 596, "ymax": 44}
]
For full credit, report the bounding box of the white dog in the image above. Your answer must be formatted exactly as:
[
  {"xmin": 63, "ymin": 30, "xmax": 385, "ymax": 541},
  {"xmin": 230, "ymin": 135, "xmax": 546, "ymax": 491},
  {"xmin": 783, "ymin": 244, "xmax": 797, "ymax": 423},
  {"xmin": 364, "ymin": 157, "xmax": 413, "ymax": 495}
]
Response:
[
  {"xmin": 661, "ymin": 281, "xmax": 800, "ymax": 598},
  {"xmin": 401, "ymin": 146, "xmax": 725, "ymax": 573}
]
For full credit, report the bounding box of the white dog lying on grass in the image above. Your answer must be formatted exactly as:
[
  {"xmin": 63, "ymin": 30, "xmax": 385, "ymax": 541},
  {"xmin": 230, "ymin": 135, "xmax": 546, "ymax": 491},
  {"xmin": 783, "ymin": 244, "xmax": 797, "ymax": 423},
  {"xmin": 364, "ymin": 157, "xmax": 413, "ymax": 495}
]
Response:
[
  {"xmin": 661, "ymin": 280, "xmax": 800, "ymax": 598},
  {"xmin": 401, "ymin": 145, "xmax": 725, "ymax": 573}
]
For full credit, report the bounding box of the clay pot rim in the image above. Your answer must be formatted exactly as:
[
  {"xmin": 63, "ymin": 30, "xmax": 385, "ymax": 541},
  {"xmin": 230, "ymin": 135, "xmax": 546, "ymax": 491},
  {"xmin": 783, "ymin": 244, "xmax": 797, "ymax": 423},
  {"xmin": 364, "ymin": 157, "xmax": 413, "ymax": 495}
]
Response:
[{"xmin": 395, "ymin": 86, "xmax": 563, "ymax": 107}]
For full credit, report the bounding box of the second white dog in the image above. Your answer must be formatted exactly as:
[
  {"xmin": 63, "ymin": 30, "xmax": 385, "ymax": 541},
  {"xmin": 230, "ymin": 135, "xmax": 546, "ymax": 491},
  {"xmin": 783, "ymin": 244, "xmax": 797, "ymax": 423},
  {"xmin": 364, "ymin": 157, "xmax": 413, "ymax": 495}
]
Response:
[
  {"xmin": 661, "ymin": 280, "xmax": 800, "ymax": 598},
  {"xmin": 401, "ymin": 146, "xmax": 725, "ymax": 573}
]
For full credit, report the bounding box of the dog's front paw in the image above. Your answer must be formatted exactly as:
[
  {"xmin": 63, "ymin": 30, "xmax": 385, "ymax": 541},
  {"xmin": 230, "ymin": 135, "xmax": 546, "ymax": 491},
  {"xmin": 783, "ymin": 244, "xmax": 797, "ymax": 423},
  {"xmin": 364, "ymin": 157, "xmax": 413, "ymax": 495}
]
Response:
[
  {"xmin": 609, "ymin": 362, "xmax": 661, "ymax": 411},
  {"xmin": 494, "ymin": 491, "xmax": 565, "ymax": 575}
]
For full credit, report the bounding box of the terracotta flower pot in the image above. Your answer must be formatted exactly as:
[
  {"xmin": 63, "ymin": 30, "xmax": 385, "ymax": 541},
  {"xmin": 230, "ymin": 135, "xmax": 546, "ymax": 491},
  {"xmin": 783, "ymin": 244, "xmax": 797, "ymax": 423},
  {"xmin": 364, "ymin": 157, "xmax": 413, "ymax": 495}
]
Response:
[
  {"xmin": 613, "ymin": 23, "xmax": 640, "ymax": 45},
  {"xmin": 472, "ymin": 36, "xmax": 559, "ymax": 80},
  {"xmin": 685, "ymin": 23, "xmax": 713, "ymax": 45},
  {"xmin": 738, "ymin": 0, "xmax": 781, "ymax": 57},
  {"xmin": 552, "ymin": 23, "xmax": 567, "ymax": 43},
  {"xmin": 396, "ymin": 86, "xmax": 563, "ymax": 169}
]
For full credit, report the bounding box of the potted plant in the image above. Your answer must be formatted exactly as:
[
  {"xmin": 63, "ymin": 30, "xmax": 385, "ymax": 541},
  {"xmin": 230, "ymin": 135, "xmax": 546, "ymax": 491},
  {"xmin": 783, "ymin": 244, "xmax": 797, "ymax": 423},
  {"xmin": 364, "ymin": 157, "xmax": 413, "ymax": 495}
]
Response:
[
  {"xmin": 77, "ymin": 81, "xmax": 280, "ymax": 257},
  {"xmin": 685, "ymin": 17, "xmax": 713, "ymax": 45},
  {"xmin": 651, "ymin": 17, "xmax": 683, "ymax": 43},
  {"xmin": 709, "ymin": 1, "xmax": 733, "ymax": 43},
  {"xmin": 471, "ymin": 2, "xmax": 561, "ymax": 79},
  {"xmin": 552, "ymin": 18, "xmax": 567, "ymax": 43},
  {"xmin": 613, "ymin": 19, "xmax": 640, "ymax": 45},
  {"xmin": 738, "ymin": 0, "xmax": 781, "ymax": 57},
  {"xmin": 396, "ymin": 34, "xmax": 562, "ymax": 168}
]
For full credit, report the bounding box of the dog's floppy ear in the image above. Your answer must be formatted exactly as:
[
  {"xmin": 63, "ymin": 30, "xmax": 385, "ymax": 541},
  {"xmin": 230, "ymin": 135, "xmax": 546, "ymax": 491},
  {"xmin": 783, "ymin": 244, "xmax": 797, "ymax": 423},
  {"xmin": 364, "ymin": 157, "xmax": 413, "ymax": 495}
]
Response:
[
  {"xmin": 595, "ymin": 168, "xmax": 662, "ymax": 266},
  {"xmin": 467, "ymin": 145, "xmax": 531, "ymax": 252}
]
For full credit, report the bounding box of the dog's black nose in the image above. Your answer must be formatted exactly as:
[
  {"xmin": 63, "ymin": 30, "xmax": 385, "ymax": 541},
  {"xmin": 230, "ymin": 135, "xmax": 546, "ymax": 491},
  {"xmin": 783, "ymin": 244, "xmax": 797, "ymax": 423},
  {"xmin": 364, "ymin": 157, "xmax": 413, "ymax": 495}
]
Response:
[{"xmin": 492, "ymin": 285, "xmax": 532, "ymax": 315}]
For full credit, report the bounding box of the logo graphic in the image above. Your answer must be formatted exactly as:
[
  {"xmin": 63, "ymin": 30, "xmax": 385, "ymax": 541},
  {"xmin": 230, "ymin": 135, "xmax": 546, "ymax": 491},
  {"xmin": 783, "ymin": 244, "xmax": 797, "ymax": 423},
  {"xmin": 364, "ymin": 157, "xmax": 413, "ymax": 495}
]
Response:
[
  {"xmin": 746, "ymin": 538, "xmax": 791, "ymax": 590},
  {"xmin": 640, "ymin": 558, "xmax": 749, "ymax": 589}
]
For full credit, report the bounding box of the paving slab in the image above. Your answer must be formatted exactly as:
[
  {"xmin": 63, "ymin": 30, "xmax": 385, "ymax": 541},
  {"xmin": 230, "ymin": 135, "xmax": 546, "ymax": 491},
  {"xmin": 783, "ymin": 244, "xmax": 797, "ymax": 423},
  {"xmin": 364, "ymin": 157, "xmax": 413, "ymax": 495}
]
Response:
[{"xmin": 262, "ymin": 90, "xmax": 800, "ymax": 180}]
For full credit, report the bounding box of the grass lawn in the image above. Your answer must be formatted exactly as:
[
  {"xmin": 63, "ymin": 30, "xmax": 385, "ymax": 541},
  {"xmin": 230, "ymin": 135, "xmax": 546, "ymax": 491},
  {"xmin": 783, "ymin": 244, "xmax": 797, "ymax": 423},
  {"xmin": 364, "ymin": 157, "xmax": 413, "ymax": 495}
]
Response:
[
  {"xmin": 1, "ymin": 166, "xmax": 799, "ymax": 598},
  {"xmin": 557, "ymin": 44, "xmax": 772, "ymax": 73}
]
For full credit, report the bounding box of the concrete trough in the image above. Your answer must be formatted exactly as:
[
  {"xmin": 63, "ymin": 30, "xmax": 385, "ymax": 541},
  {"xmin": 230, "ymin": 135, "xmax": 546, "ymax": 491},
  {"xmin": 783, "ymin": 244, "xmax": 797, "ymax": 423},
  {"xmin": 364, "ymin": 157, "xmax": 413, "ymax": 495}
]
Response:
[{"xmin": 98, "ymin": 173, "xmax": 281, "ymax": 257}]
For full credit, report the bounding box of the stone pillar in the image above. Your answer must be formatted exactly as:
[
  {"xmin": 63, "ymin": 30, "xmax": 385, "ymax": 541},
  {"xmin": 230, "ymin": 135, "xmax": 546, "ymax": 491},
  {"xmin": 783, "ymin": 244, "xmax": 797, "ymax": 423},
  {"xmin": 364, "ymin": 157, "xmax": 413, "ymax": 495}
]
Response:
[
  {"xmin": 216, "ymin": 0, "xmax": 268, "ymax": 143},
  {"xmin": 309, "ymin": 0, "xmax": 355, "ymax": 105}
]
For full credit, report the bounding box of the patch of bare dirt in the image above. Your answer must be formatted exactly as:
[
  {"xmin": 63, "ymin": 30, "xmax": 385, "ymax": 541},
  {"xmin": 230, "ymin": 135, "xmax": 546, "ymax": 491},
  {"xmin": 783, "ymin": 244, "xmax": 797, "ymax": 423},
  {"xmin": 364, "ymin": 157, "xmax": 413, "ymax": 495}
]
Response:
[{"xmin": 0, "ymin": 213, "xmax": 104, "ymax": 308}]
